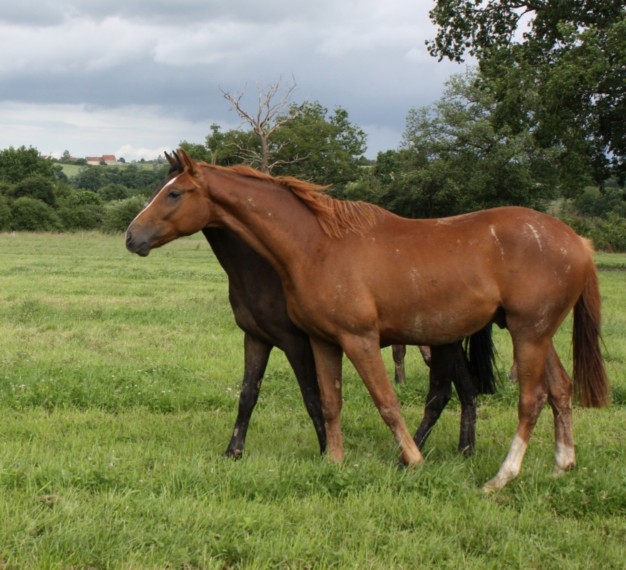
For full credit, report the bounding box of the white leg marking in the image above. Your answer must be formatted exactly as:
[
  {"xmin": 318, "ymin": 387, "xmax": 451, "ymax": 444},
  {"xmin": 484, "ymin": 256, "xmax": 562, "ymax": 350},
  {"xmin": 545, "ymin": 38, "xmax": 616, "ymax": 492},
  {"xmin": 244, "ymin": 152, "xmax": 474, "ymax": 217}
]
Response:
[
  {"xmin": 483, "ymin": 434, "xmax": 528, "ymax": 493},
  {"xmin": 553, "ymin": 441, "xmax": 576, "ymax": 476}
]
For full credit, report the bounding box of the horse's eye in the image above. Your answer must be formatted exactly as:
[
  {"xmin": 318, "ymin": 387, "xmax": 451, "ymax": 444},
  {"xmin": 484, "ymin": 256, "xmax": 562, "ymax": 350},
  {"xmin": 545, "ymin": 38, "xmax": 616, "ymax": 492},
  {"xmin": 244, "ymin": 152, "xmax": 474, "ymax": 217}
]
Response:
[{"xmin": 168, "ymin": 189, "xmax": 182, "ymax": 200}]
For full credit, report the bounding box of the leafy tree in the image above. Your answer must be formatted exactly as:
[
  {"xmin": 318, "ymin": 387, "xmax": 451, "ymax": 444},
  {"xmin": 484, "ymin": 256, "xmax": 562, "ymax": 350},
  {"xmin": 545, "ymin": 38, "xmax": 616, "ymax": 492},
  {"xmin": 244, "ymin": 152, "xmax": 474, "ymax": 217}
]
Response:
[
  {"xmin": 427, "ymin": 0, "xmax": 626, "ymax": 186},
  {"xmin": 200, "ymin": 101, "xmax": 367, "ymax": 189},
  {"xmin": 178, "ymin": 141, "xmax": 213, "ymax": 164},
  {"xmin": 73, "ymin": 166, "xmax": 108, "ymax": 191},
  {"xmin": 205, "ymin": 124, "xmax": 259, "ymax": 166},
  {"xmin": 372, "ymin": 71, "xmax": 556, "ymax": 218},
  {"xmin": 0, "ymin": 146, "xmax": 56, "ymax": 184},
  {"xmin": 270, "ymin": 102, "xmax": 367, "ymax": 188}
]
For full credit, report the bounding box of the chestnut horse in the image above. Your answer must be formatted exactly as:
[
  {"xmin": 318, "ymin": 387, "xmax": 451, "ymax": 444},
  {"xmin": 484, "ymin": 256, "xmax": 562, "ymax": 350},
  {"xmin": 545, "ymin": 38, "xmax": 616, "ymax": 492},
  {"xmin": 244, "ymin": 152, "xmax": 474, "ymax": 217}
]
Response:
[
  {"xmin": 147, "ymin": 153, "xmax": 495, "ymax": 458},
  {"xmin": 126, "ymin": 150, "xmax": 609, "ymax": 490}
]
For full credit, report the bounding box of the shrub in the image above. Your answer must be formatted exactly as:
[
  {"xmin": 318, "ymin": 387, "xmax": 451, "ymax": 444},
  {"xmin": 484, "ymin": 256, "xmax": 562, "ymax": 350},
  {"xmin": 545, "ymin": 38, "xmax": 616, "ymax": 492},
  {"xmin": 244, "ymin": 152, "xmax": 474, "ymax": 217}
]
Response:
[
  {"xmin": 573, "ymin": 187, "xmax": 626, "ymax": 218},
  {"xmin": 10, "ymin": 197, "xmax": 61, "ymax": 231},
  {"xmin": 101, "ymin": 196, "xmax": 145, "ymax": 233},
  {"xmin": 562, "ymin": 214, "xmax": 626, "ymax": 252},
  {"xmin": 0, "ymin": 194, "xmax": 11, "ymax": 230},
  {"xmin": 9, "ymin": 175, "xmax": 57, "ymax": 206}
]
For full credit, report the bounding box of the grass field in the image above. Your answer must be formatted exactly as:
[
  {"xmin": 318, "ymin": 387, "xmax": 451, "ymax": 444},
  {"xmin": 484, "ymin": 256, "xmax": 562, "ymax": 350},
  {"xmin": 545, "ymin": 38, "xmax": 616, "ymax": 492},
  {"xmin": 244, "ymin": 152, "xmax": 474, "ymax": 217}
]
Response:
[{"xmin": 0, "ymin": 232, "xmax": 624, "ymax": 569}]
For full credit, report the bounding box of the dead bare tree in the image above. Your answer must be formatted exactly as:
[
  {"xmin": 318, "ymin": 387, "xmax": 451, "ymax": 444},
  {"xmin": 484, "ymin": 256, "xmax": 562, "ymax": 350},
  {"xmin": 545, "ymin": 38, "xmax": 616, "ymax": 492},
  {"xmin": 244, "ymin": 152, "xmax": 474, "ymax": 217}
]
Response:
[{"xmin": 221, "ymin": 79, "xmax": 305, "ymax": 173}]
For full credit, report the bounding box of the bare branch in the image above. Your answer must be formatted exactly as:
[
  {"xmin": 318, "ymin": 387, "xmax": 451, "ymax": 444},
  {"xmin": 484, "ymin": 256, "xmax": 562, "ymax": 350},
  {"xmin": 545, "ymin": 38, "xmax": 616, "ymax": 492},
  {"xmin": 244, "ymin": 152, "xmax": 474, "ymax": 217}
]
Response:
[{"xmin": 220, "ymin": 78, "xmax": 298, "ymax": 172}]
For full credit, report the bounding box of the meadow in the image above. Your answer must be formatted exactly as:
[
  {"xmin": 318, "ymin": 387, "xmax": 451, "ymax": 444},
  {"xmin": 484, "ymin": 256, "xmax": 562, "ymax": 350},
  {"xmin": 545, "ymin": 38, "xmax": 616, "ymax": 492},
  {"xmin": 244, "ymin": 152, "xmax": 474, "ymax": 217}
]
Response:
[{"xmin": 0, "ymin": 232, "xmax": 624, "ymax": 569}]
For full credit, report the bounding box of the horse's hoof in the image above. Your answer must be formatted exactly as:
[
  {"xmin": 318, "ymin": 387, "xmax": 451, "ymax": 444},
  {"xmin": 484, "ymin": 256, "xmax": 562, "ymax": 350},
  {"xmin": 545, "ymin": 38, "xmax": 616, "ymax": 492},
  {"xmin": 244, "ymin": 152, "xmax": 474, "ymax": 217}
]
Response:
[
  {"xmin": 552, "ymin": 462, "xmax": 575, "ymax": 478},
  {"xmin": 482, "ymin": 477, "xmax": 505, "ymax": 494},
  {"xmin": 225, "ymin": 448, "xmax": 243, "ymax": 460}
]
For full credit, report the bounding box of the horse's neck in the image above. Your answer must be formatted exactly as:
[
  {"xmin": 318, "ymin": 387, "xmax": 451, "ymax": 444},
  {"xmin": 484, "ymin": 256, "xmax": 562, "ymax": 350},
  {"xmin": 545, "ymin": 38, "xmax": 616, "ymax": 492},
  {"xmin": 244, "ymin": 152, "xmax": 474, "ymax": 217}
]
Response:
[
  {"xmin": 204, "ymin": 170, "xmax": 324, "ymax": 282},
  {"xmin": 202, "ymin": 228, "xmax": 282, "ymax": 302}
]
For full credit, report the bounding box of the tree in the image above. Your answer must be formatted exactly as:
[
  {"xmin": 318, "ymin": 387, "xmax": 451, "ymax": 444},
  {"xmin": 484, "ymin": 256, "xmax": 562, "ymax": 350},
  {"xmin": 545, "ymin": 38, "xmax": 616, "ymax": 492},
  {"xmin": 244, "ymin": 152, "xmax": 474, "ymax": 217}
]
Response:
[
  {"xmin": 0, "ymin": 146, "xmax": 57, "ymax": 184},
  {"xmin": 371, "ymin": 71, "xmax": 557, "ymax": 218},
  {"xmin": 427, "ymin": 0, "xmax": 626, "ymax": 185},
  {"xmin": 205, "ymin": 123, "xmax": 261, "ymax": 166},
  {"xmin": 178, "ymin": 141, "xmax": 213, "ymax": 164},
  {"xmin": 271, "ymin": 102, "xmax": 367, "ymax": 188},
  {"xmin": 201, "ymin": 100, "xmax": 367, "ymax": 188},
  {"xmin": 220, "ymin": 80, "xmax": 301, "ymax": 173}
]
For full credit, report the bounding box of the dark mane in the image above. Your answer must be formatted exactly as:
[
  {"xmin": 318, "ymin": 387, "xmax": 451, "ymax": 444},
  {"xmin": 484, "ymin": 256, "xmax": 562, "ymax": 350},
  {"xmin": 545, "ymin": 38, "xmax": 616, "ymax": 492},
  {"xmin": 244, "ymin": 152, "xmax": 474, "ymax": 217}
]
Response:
[{"xmin": 212, "ymin": 164, "xmax": 383, "ymax": 239}]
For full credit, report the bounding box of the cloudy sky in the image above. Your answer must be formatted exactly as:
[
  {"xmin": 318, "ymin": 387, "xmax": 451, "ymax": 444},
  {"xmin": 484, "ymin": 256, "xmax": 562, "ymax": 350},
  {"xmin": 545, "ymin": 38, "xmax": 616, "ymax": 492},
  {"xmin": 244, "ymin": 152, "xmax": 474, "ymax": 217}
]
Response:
[{"xmin": 0, "ymin": 0, "xmax": 464, "ymax": 161}]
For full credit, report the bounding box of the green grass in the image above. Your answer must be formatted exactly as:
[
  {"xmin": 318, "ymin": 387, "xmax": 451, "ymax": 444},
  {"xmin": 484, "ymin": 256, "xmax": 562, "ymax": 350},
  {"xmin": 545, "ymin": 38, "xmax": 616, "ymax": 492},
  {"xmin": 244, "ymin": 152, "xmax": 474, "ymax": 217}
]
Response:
[{"xmin": 0, "ymin": 232, "xmax": 624, "ymax": 569}]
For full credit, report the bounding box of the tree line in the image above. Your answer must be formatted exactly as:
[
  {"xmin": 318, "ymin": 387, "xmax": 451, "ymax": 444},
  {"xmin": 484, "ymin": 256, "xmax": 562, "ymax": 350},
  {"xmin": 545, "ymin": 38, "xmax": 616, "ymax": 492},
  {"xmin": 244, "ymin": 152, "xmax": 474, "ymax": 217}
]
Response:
[{"xmin": 0, "ymin": 73, "xmax": 624, "ymax": 248}]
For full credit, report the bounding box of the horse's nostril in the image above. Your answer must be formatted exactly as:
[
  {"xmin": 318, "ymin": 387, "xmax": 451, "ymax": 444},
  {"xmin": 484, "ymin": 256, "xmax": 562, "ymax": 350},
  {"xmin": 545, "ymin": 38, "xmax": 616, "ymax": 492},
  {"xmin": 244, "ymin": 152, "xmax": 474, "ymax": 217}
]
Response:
[{"xmin": 125, "ymin": 231, "xmax": 133, "ymax": 245}]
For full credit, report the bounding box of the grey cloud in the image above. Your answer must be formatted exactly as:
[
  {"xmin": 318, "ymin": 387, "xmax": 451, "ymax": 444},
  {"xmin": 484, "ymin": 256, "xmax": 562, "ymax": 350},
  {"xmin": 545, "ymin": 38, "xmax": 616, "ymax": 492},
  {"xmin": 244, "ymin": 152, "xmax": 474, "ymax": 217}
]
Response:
[{"xmin": 0, "ymin": 1, "xmax": 462, "ymax": 159}]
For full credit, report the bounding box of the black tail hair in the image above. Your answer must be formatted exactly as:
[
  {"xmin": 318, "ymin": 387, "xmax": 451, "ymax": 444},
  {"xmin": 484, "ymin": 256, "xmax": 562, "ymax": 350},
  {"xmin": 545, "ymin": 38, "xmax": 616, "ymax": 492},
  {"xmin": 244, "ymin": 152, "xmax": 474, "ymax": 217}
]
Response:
[{"xmin": 464, "ymin": 324, "xmax": 498, "ymax": 394}]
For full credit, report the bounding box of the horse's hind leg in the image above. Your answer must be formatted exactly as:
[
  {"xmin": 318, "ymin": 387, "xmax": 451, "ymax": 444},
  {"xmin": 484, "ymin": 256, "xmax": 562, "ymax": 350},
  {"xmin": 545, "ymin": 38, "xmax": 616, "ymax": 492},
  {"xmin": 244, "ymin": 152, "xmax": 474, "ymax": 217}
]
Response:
[
  {"xmin": 484, "ymin": 339, "xmax": 549, "ymax": 492},
  {"xmin": 545, "ymin": 343, "xmax": 576, "ymax": 476},
  {"xmin": 282, "ymin": 335, "xmax": 327, "ymax": 455},
  {"xmin": 413, "ymin": 344, "xmax": 454, "ymax": 450},
  {"xmin": 450, "ymin": 346, "xmax": 479, "ymax": 456},
  {"xmin": 418, "ymin": 345, "xmax": 432, "ymax": 367},
  {"xmin": 413, "ymin": 343, "xmax": 477, "ymax": 455},
  {"xmin": 393, "ymin": 345, "xmax": 431, "ymax": 384},
  {"xmin": 392, "ymin": 344, "xmax": 407, "ymax": 384},
  {"xmin": 225, "ymin": 333, "xmax": 272, "ymax": 458}
]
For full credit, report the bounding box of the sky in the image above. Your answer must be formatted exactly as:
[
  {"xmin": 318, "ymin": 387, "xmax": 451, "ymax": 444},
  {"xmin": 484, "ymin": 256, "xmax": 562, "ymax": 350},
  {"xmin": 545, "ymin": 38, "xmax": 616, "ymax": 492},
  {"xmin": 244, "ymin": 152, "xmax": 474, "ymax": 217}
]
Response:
[{"xmin": 0, "ymin": 0, "xmax": 464, "ymax": 161}]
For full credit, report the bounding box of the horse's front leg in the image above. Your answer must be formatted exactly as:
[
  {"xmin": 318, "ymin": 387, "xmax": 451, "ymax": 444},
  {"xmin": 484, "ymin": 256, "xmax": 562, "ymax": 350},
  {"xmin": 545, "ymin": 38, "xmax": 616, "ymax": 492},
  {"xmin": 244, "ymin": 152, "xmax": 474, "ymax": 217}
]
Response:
[
  {"xmin": 225, "ymin": 333, "xmax": 272, "ymax": 458},
  {"xmin": 309, "ymin": 337, "xmax": 344, "ymax": 462},
  {"xmin": 282, "ymin": 335, "xmax": 327, "ymax": 455},
  {"xmin": 342, "ymin": 334, "xmax": 423, "ymax": 467}
]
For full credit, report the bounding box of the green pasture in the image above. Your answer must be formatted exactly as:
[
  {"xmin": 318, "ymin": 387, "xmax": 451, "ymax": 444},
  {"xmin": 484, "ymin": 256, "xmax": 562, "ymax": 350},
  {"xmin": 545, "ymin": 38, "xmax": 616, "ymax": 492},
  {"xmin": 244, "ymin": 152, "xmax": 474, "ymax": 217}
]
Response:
[{"xmin": 0, "ymin": 232, "xmax": 624, "ymax": 569}]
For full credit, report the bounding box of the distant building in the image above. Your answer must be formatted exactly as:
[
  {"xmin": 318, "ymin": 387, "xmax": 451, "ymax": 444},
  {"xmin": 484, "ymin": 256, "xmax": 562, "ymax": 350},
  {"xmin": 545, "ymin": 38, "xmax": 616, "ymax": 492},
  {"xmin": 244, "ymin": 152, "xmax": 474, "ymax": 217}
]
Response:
[{"xmin": 85, "ymin": 155, "xmax": 117, "ymax": 166}]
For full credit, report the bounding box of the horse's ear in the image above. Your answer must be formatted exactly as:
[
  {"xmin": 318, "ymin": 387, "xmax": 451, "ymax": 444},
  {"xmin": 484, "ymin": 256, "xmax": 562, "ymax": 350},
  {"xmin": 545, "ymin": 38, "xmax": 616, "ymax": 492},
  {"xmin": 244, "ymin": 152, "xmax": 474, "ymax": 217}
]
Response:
[
  {"xmin": 164, "ymin": 151, "xmax": 176, "ymax": 166},
  {"xmin": 177, "ymin": 149, "xmax": 197, "ymax": 176},
  {"xmin": 165, "ymin": 150, "xmax": 183, "ymax": 175}
]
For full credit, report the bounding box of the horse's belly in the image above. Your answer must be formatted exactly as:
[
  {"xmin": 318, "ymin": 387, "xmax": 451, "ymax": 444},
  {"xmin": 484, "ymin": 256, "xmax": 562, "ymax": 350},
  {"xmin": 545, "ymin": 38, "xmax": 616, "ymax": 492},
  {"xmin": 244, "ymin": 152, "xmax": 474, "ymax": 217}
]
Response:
[{"xmin": 378, "ymin": 294, "xmax": 497, "ymax": 346}]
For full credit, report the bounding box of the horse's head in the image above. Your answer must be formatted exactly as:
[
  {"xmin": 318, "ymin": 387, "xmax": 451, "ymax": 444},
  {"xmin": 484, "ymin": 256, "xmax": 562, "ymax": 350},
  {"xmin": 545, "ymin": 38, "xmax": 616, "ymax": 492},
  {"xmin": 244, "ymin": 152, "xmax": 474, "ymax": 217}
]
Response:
[{"xmin": 125, "ymin": 150, "xmax": 212, "ymax": 256}]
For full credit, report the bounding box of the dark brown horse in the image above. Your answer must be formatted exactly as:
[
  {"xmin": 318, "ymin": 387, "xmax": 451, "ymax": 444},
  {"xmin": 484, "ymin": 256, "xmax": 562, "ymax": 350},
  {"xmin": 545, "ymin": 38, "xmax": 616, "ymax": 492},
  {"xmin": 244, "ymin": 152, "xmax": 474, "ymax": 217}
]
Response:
[
  {"xmin": 127, "ymin": 150, "xmax": 609, "ymax": 490},
  {"xmin": 147, "ymin": 153, "xmax": 494, "ymax": 458}
]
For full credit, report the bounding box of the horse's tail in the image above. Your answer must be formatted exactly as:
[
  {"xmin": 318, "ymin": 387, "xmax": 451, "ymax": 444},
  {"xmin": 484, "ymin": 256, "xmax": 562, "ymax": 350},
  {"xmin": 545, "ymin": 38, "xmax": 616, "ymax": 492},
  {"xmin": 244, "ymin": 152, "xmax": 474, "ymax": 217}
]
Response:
[
  {"xmin": 573, "ymin": 267, "xmax": 610, "ymax": 407},
  {"xmin": 464, "ymin": 324, "xmax": 498, "ymax": 394}
]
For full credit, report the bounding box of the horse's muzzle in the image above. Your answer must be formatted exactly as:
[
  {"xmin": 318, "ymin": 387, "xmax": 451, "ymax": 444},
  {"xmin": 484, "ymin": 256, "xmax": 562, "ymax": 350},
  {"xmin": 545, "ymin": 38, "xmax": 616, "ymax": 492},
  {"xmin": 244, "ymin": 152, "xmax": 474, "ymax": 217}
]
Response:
[{"xmin": 125, "ymin": 230, "xmax": 151, "ymax": 257}]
